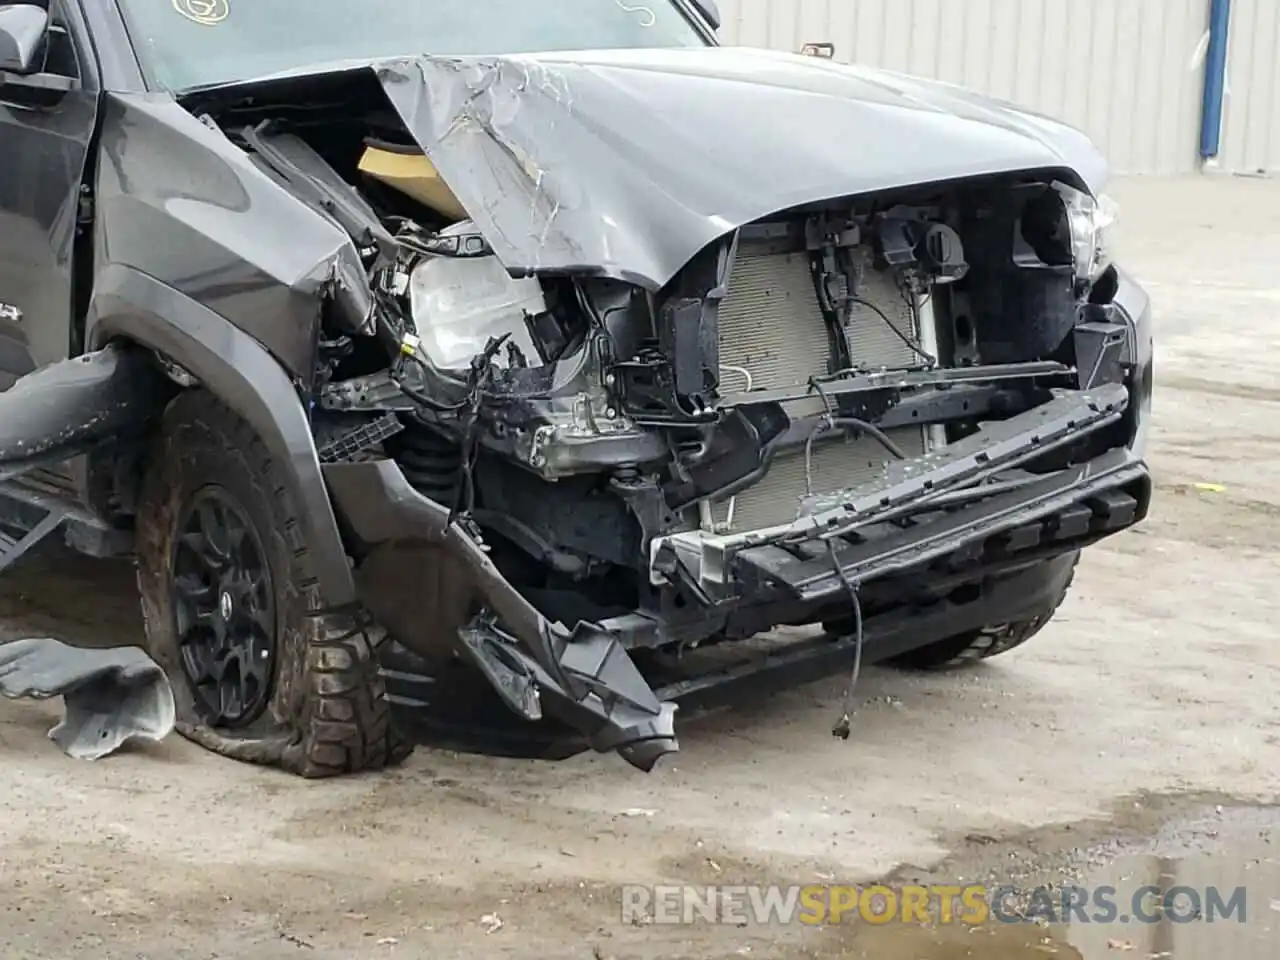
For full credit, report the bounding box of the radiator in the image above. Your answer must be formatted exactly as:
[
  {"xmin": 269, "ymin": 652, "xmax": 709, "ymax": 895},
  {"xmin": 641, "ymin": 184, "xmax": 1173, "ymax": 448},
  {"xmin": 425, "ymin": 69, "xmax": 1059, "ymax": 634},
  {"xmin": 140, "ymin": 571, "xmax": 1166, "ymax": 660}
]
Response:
[{"xmin": 712, "ymin": 246, "xmax": 931, "ymax": 533}]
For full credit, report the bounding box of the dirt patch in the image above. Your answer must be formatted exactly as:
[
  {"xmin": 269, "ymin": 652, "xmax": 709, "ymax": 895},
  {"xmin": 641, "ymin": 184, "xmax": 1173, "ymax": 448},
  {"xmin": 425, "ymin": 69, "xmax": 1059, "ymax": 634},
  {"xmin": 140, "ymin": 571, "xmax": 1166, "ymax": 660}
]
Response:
[{"xmin": 1157, "ymin": 375, "xmax": 1280, "ymax": 405}]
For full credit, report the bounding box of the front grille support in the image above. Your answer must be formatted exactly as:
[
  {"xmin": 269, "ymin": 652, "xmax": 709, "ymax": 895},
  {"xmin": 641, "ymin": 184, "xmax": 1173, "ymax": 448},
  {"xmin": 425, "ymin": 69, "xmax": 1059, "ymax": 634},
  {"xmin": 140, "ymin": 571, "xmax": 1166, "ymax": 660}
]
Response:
[{"xmin": 708, "ymin": 244, "xmax": 938, "ymax": 533}]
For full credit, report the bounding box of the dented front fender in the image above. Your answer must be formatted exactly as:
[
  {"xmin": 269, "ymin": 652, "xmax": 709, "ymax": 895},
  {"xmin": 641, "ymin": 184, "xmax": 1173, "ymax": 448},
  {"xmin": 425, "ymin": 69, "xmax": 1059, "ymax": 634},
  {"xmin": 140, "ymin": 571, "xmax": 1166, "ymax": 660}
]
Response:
[{"xmin": 92, "ymin": 93, "xmax": 374, "ymax": 381}]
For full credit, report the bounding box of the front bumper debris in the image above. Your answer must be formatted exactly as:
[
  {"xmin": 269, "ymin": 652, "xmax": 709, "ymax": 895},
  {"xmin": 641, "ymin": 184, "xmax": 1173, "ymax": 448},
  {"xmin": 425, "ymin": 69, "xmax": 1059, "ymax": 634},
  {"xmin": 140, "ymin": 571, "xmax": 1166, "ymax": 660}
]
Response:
[
  {"xmin": 653, "ymin": 382, "xmax": 1135, "ymax": 597},
  {"xmin": 323, "ymin": 458, "xmax": 678, "ymax": 771},
  {"xmin": 732, "ymin": 447, "xmax": 1144, "ymax": 604},
  {"xmin": 325, "ymin": 381, "xmax": 1150, "ymax": 772}
]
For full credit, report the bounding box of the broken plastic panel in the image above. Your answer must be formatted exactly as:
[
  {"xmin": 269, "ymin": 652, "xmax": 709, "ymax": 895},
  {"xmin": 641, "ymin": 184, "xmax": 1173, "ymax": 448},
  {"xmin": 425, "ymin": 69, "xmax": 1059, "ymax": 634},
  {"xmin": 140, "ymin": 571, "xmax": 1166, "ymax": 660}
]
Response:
[{"xmin": 0, "ymin": 638, "xmax": 175, "ymax": 760}]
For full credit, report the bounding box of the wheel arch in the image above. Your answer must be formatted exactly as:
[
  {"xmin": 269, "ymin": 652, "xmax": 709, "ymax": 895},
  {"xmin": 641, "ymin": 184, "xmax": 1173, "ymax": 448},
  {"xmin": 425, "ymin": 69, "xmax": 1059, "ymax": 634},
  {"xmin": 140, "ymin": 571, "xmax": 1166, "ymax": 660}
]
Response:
[{"xmin": 85, "ymin": 263, "xmax": 357, "ymax": 606}]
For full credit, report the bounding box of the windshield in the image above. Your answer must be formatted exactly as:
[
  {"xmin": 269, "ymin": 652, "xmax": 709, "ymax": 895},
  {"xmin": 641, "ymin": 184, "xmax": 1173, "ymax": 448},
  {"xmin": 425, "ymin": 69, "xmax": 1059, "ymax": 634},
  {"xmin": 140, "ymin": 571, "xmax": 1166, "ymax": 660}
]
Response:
[{"xmin": 118, "ymin": 0, "xmax": 709, "ymax": 92}]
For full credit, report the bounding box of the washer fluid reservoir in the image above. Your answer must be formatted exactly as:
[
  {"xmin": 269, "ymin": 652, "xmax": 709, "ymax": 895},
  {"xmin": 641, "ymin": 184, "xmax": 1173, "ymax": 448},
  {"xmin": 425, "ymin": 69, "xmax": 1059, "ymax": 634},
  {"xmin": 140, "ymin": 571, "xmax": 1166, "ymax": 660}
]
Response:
[{"xmin": 407, "ymin": 223, "xmax": 545, "ymax": 370}]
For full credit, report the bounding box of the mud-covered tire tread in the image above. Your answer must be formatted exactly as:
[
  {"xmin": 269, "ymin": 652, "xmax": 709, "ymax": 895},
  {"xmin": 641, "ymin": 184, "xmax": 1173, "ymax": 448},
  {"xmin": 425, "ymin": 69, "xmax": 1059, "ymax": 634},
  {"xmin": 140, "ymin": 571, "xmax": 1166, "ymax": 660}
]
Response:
[
  {"xmin": 135, "ymin": 390, "xmax": 410, "ymax": 778},
  {"xmin": 886, "ymin": 559, "xmax": 1079, "ymax": 672},
  {"xmin": 296, "ymin": 615, "xmax": 409, "ymax": 777}
]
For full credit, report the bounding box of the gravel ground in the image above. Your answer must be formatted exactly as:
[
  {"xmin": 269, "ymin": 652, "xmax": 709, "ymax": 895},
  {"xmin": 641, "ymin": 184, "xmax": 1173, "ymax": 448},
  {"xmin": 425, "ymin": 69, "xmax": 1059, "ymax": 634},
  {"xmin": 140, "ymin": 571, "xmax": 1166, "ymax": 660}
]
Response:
[{"xmin": 1, "ymin": 175, "xmax": 1278, "ymax": 959}]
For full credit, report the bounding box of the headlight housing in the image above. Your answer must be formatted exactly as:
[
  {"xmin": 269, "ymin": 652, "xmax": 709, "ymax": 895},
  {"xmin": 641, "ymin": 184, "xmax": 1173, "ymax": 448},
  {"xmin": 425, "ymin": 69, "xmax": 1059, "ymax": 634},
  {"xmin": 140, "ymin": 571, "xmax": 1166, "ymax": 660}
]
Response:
[{"xmin": 1054, "ymin": 184, "xmax": 1119, "ymax": 282}]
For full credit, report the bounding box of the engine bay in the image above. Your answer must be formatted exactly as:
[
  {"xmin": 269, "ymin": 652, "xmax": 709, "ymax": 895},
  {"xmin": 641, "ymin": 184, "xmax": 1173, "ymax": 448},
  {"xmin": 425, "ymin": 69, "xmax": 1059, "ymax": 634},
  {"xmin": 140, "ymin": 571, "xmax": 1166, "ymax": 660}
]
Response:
[{"xmin": 198, "ymin": 88, "xmax": 1124, "ymax": 640}]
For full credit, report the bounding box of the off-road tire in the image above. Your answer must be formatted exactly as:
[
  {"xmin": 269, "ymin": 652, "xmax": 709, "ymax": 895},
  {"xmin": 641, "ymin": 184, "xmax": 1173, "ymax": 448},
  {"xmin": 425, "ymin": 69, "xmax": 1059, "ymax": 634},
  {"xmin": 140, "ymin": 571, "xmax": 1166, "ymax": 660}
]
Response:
[
  {"xmin": 884, "ymin": 559, "xmax": 1078, "ymax": 672},
  {"xmin": 135, "ymin": 390, "xmax": 411, "ymax": 777}
]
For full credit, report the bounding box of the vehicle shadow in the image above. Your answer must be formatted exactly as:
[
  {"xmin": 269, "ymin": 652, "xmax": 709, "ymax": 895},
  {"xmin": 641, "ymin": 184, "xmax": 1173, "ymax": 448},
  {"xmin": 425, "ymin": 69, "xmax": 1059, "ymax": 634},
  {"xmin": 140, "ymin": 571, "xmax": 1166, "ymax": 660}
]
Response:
[
  {"xmin": 0, "ymin": 542, "xmax": 142, "ymax": 649},
  {"xmin": 0, "ymin": 543, "xmax": 1024, "ymax": 769}
]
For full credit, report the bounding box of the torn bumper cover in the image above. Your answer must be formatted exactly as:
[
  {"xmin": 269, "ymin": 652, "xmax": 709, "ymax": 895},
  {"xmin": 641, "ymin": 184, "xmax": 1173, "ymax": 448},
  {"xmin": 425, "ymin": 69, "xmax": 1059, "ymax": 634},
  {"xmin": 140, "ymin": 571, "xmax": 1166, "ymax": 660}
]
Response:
[
  {"xmin": 323, "ymin": 460, "xmax": 678, "ymax": 772},
  {"xmin": 325, "ymin": 383, "xmax": 1150, "ymax": 772}
]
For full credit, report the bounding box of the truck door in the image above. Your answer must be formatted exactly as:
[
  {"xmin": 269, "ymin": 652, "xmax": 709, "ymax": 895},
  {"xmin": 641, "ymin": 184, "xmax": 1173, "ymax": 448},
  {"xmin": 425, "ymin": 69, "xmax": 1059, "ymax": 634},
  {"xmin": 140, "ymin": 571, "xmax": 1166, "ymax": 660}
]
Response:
[{"xmin": 0, "ymin": 0, "xmax": 99, "ymax": 390}]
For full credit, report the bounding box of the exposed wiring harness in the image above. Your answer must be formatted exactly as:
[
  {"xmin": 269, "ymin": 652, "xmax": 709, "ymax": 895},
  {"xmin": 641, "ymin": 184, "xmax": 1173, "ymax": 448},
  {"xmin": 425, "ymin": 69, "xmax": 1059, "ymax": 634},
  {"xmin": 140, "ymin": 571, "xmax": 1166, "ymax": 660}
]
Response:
[
  {"xmin": 803, "ymin": 416, "xmax": 907, "ymax": 496},
  {"xmin": 371, "ymin": 280, "xmax": 508, "ymax": 527},
  {"xmin": 804, "ymin": 377, "xmax": 907, "ymax": 497},
  {"xmin": 894, "ymin": 268, "xmax": 934, "ymax": 314},
  {"xmin": 803, "ymin": 376, "xmax": 900, "ymax": 740},
  {"xmin": 850, "ymin": 294, "xmax": 937, "ymax": 368},
  {"xmin": 448, "ymin": 334, "xmax": 512, "ymax": 526},
  {"xmin": 828, "ymin": 539, "xmax": 864, "ymax": 741}
]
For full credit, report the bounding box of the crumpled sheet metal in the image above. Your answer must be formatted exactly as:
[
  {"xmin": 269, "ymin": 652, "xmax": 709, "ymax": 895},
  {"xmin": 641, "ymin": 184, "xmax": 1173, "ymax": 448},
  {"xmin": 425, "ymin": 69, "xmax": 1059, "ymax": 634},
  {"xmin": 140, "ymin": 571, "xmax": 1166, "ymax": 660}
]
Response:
[
  {"xmin": 0, "ymin": 638, "xmax": 175, "ymax": 760},
  {"xmin": 374, "ymin": 47, "xmax": 1107, "ymax": 292}
]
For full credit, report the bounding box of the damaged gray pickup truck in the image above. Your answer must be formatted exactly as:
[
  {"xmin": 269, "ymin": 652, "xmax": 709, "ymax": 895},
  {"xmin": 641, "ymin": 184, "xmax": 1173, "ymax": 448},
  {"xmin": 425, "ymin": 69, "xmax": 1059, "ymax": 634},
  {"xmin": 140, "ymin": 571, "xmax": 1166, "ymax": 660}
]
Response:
[{"xmin": 0, "ymin": 0, "xmax": 1152, "ymax": 776}]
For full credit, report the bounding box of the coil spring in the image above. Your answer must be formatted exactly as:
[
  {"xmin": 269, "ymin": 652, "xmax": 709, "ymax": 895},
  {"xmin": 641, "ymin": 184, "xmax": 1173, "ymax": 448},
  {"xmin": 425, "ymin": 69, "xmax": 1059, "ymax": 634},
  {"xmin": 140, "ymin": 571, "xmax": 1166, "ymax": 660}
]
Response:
[{"xmin": 394, "ymin": 427, "xmax": 461, "ymax": 504}]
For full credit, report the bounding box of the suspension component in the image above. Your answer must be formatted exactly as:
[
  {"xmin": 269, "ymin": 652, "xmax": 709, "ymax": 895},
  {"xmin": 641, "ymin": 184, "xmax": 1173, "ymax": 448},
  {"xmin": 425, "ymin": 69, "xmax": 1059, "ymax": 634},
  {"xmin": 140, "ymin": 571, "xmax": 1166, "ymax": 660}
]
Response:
[{"xmin": 393, "ymin": 426, "xmax": 462, "ymax": 504}]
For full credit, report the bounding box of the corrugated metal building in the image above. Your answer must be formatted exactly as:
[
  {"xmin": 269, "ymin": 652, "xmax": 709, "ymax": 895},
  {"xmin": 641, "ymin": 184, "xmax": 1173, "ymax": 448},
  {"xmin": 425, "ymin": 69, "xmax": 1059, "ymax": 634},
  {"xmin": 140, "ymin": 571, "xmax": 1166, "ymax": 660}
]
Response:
[
  {"xmin": 712, "ymin": 0, "xmax": 1279, "ymax": 177},
  {"xmin": 1221, "ymin": 0, "xmax": 1280, "ymax": 174}
]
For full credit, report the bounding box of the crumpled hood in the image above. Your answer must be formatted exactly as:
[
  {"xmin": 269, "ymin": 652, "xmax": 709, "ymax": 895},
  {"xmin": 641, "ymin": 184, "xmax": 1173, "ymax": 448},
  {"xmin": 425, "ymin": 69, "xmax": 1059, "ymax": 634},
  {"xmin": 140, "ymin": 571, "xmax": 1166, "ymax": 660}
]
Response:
[{"xmin": 374, "ymin": 45, "xmax": 1108, "ymax": 291}]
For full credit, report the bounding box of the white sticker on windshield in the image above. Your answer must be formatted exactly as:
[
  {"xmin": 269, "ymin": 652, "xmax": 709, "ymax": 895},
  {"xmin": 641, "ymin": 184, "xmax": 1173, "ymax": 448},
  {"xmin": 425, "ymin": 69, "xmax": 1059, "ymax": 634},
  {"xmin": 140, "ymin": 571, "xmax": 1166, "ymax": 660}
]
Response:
[
  {"xmin": 615, "ymin": 1, "xmax": 657, "ymax": 28},
  {"xmin": 173, "ymin": 0, "xmax": 229, "ymax": 26}
]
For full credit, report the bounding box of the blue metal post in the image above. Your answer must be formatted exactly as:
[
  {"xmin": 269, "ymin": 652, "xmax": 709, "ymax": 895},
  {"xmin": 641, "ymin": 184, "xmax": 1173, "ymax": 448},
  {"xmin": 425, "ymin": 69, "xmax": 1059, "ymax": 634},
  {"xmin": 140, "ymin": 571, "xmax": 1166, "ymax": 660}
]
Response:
[{"xmin": 1199, "ymin": 0, "xmax": 1231, "ymax": 159}]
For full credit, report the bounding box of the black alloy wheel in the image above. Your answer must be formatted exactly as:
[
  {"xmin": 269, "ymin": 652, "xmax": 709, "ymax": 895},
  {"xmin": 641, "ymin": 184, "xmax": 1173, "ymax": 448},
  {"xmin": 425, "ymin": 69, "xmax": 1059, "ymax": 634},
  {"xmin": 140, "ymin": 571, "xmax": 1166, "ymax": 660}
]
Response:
[
  {"xmin": 137, "ymin": 390, "xmax": 409, "ymax": 776},
  {"xmin": 170, "ymin": 486, "xmax": 277, "ymax": 727}
]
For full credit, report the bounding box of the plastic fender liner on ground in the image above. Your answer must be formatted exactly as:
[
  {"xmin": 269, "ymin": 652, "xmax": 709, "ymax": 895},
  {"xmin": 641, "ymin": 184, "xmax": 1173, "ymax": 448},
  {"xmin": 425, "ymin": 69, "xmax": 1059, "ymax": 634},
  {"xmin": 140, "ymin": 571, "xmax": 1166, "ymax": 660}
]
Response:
[{"xmin": 0, "ymin": 638, "xmax": 176, "ymax": 759}]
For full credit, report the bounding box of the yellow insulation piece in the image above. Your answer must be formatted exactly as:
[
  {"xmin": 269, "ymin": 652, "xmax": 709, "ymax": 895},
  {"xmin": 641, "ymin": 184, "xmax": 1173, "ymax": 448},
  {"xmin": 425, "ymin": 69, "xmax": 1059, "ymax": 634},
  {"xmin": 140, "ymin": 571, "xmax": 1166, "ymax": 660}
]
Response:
[{"xmin": 358, "ymin": 145, "xmax": 468, "ymax": 221}]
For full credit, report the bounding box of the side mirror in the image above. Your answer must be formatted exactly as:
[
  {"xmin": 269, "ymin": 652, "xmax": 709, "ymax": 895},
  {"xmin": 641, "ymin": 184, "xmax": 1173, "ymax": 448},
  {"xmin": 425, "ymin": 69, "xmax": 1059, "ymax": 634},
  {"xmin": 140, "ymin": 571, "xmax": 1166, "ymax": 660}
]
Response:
[
  {"xmin": 0, "ymin": 4, "xmax": 49, "ymax": 76},
  {"xmin": 689, "ymin": 0, "xmax": 721, "ymax": 31}
]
